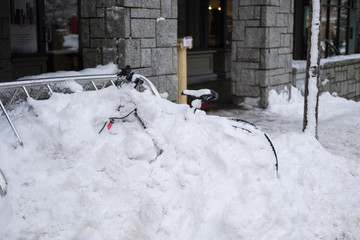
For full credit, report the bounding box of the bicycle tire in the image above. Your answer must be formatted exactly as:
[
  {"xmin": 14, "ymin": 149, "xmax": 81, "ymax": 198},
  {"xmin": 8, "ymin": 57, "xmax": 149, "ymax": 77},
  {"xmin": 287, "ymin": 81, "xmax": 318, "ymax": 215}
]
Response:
[{"xmin": 227, "ymin": 117, "xmax": 279, "ymax": 175}]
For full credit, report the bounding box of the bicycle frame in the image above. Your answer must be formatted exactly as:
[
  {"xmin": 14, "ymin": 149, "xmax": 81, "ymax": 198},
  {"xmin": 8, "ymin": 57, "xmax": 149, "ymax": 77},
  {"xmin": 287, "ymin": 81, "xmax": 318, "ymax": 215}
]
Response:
[{"xmin": 132, "ymin": 74, "xmax": 161, "ymax": 98}]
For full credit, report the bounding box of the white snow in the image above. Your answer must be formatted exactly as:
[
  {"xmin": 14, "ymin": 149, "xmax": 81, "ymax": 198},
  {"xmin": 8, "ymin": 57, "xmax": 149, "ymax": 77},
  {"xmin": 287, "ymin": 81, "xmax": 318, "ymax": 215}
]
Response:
[
  {"xmin": 292, "ymin": 60, "xmax": 307, "ymax": 71},
  {"xmin": 304, "ymin": 0, "xmax": 321, "ymax": 137},
  {"xmin": 320, "ymin": 53, "xmax": 360, "ymax": 65},
  {"xmin": 18, "ymin": 63, "xmax": 118, "ymax": 80},
  {"xmin": 62, "ymin": 34, "xmax": 79, "ymax": 51},
  {"xmin": 292, "ymin": 54, "xmax": 360, "ymax": 71},
  {"xmin": 182, "ymin": 89, "xmax": 212, "ymax": 98},
  {"xmin": 157, "ymin": 17, "xmax": 165, "ymax": 22},
  {"xmin": 321, "ymin": 78, "xmax": 329, "ymax": 86},
  {"xmin": 0, "ymin": 68, "xmax": 360, "ymax": 239}
]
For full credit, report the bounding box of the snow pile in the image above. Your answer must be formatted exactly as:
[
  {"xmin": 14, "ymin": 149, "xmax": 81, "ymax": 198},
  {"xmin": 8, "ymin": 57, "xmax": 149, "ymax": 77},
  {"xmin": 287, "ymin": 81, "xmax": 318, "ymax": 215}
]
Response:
[
  {"xmin": 268, "ymin": 86, "xmax": 360, "ymax": 162},
  {"xmin": 17, "ymin": 63, "xmax": 118, "ymax": 80},
  {"xmin": 268, "ymin": 86, "xmax": 360, "ymax": 121},
  {"xmin": 0, "ymin": 84, "xmax": 359, "ymax": 239}
]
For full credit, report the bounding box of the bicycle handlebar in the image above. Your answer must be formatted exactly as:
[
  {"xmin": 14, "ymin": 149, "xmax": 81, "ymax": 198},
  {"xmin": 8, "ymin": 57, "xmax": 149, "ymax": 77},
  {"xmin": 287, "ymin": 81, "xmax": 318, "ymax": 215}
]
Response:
[
  {"xmin": 118, "ymin": 65, "xmax": 219, "ymax": 103},
  {"xmin": 117, "ymin": 65, "xmax": 134, "ymax": 81},
  {"xmin": 117, "ymin": 65, "xmax": 161, "ymax": 98}
]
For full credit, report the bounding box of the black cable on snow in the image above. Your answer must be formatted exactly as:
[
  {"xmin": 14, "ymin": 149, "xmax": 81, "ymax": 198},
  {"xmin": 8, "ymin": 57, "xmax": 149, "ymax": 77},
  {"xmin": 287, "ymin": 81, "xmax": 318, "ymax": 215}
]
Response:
[
  {"xmin": 98, "ymin": 121, "xmax": 108, "ymax": 134},
  {"xmin": 108, "ymin": 108, "xmax": 137, "ymax": 122},
  {"xmin": 230, "ymin": 124, "xmax": 252, "ymax": 134},
  {"xmin": 134, "ymin": 109, "xmax": 147, "ymax": 129},
  {"xmin": 228, "ymin": 117, "xmax": 258, "ymax": 129},
  {"xmin": 228, "ymin": 117, "xmax": 279, "ymax": 175},
  {"xmin": 98, "ymin": 108, "xmax": 138, "ymax": 134},
  {"xmin": 263, "ymin": 132, "xmax": 279, "ymax": 174}
]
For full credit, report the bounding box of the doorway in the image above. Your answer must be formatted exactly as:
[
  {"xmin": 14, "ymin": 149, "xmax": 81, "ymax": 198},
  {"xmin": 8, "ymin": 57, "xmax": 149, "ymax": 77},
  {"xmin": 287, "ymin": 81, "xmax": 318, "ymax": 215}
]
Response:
[{"xmin": 178, "ymin": 0, "xmax": 233, "ymax": 103}]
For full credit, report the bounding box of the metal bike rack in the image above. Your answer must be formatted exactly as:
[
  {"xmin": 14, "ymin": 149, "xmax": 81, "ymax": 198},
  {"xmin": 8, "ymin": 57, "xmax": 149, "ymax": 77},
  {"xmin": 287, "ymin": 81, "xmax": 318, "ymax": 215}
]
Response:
[{"xmin": 0, "ymin": 74, "xmax": 118, "ymax": 146}]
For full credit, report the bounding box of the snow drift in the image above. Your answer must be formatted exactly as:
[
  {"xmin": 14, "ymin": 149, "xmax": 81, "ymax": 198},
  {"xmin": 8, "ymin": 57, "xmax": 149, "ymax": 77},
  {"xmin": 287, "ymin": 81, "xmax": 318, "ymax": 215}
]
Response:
[{"xmin": 0, "ymin": 84, "xmax": 359, "ymax": 239}]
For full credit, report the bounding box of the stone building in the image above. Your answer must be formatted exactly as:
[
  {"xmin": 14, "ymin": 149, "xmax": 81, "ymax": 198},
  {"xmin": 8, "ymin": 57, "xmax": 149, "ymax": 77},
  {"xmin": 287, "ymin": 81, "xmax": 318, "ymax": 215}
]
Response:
[{"xmin": 1, "ymin": 0, "xmax": 360, "ymax": 105}]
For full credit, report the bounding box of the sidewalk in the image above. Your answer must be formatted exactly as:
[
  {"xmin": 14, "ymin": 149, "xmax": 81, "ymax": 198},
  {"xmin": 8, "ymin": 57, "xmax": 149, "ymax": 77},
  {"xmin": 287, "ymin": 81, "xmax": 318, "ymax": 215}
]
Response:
[{"xmin": 208, "ymin": 96, "xmax": 360, "ymax": 162}]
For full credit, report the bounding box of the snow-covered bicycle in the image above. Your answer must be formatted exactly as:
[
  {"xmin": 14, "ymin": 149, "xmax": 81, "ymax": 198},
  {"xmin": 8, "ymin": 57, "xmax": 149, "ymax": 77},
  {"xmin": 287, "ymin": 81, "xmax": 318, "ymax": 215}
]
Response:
[{"xmin": 99, "ymin": 65, "xmax": 279, "ymax": 175}]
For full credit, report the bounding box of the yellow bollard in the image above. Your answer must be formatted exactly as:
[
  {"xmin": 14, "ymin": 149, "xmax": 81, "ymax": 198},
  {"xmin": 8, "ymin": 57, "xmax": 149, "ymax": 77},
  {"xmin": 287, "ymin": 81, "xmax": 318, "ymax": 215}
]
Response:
[{"xmin": 177, "ymin": 37, "xmax": 192, "ymax": 104}]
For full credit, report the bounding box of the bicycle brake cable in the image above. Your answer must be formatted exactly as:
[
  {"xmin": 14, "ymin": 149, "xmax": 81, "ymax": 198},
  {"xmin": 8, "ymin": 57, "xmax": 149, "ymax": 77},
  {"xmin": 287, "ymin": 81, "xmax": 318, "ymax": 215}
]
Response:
[{"xmin": 98, "ymin": 108, "xmax": 138, "ymax": 134}]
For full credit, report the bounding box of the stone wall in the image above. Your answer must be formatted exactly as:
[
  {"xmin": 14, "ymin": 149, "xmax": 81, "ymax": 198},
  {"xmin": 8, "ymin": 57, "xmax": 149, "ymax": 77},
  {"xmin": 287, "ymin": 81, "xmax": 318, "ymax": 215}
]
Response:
[
  {"xmin": 81, "ymin": 0, "xmax": 178, "ymax": 101},
  {"xmin": 293, "ymin": 56, "xmax": 360, "ymax": 101},
  {"xmin": 0, "ymin": 0, "xmax": 12, "ymax": 82},
  {"xmin": 231, "ymin": 0, "xmax": 294, "ymax": 108}
]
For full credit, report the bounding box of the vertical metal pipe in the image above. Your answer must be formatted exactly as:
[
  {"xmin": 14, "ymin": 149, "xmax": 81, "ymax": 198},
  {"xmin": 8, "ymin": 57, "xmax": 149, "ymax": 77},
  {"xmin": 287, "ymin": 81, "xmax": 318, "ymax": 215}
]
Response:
[
  {"xmin": 177, "ymin": 38, "xmax": 192, "ymax": 104},
  {"xmin": 46, "ymin": 84, "xmax": 53, "ymax": 94},
  {"xmin": 91, "ymin": 81, "xmax": 99, "ymax": 91},
  {"xmin": 100, "ymin": 82, "xmax": 107, "ymax": 89},
  {"xmin": 0, "ymin": 100, "xmax": 23, "ymax": 146},
  {"xmin": 34, "ymin": 86, "xmax": 44, "ymax": 100},
  {"xmin": 5, "ymin": 88, "xmax": 19, "ymax": 109},
  {"xmin": 0, "ymin": 168, "xmax": 7, "ymax": 196},
  {"xmin": 22, "ymin": 86, "xmax": 30, "ymax": 98}
]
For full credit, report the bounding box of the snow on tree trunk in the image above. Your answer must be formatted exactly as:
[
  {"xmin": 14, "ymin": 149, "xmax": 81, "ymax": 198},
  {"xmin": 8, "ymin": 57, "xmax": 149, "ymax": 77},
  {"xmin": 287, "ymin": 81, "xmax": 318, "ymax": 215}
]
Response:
[{"xmin": 303, "ymin": 0, "xmax": 321, "ymax": 139}]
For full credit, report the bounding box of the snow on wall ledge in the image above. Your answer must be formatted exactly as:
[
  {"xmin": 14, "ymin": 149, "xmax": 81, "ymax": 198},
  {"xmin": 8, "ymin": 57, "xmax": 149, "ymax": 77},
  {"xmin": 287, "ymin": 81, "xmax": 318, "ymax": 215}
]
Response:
[{"xmin": 292, "ymin": 54, "xmax": 360, "ymax": 101}]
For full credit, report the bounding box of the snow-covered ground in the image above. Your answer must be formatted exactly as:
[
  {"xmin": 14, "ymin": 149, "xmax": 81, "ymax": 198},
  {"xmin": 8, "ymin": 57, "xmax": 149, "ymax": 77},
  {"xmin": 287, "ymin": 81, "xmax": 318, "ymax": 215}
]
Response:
[
  {"xmin": 211, "ymin": 87, "xmax": 360, "ymax": 163},
  {"xmin": 0, "ymin": 70, "xmax": 359, "ymax": 239}
]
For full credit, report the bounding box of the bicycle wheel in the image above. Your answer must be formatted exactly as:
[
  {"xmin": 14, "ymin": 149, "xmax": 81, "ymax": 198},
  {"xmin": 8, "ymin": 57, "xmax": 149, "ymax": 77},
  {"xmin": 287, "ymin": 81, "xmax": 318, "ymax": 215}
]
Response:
[{"xmin": 227, "ymin": 117, "xmax": 279, "ymax": 175}]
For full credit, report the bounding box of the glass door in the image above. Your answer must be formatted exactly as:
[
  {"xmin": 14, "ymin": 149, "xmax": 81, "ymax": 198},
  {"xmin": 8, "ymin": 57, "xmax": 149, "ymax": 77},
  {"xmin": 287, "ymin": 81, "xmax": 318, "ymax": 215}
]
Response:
[{"xmin": 44, "ymin": 0, "xmax": 79, "ymax": 72}]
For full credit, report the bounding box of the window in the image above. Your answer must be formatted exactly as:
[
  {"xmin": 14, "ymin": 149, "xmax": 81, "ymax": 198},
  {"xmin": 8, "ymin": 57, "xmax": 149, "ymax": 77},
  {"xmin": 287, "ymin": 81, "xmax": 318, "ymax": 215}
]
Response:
[
  {"xmin": 320, "ymin": 0, "xmax": 355, "ymax": 58},
  {"xmin": 44, "ymin": 0, "xmax": 80, "ymax": 71},
  {"xmin": 293, "ymin": 0, "xmax": 357, "ymax": 59},
  {"xmin": 10, "ymin": 0, "xmax": 39, "ymax": 54},
  {"xmin": 208, "ymin": 0, "xmax": 232, "ymax": 48},
  {"xmin": 180, "ymin": 0, "xmax": 232, "ymax": 50}
]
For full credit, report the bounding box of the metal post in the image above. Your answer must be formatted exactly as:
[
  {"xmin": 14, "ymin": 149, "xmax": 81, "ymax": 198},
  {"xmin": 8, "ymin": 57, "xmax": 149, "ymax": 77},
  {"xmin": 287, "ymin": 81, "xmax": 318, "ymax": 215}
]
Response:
[
  {"xmin": 91, "ymin": 81, "xmax": 99, "ymax": 91},
  {"xmin": 0, "ymin": 74, "xmax": 119, "ymax": 146},
  {"xmin": 0, "ymin": 168, "xmax": 7, "ymax": 196},
  {"xmin": 177, "ymin": 37, "xmax": 192, "ymax": 104},
  {"xmin": 0, "ymin": 100, "xmax": 23, "ymax": 146},
  {"xmin": 46, "ymin": 84, "xmax": 53, "ymax": 94},
  {"xmin": 5, "ymin": 88, "xmax": 19, "ymax": 109},
  {"xmin": 22, "ymin": 86, "xmax": 30, "ymax": 98}
]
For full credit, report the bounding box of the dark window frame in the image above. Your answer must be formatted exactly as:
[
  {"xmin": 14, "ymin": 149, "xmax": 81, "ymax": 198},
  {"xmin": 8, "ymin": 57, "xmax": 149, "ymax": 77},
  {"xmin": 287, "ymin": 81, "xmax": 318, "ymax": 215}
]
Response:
[
  {"xmin": 293, "ymin": 0, "xmax": 356, "ymax": 60},
  {"xmin": 10, "ymin": 0, "xmax": 46, "ymax": 58},
  {"xmin": 321, "ymin": 0, "xmax": 351, "ymax": 58},
  {"xmin": 185, "ymin": 0, "xmax": 231, "ymax": 51}
]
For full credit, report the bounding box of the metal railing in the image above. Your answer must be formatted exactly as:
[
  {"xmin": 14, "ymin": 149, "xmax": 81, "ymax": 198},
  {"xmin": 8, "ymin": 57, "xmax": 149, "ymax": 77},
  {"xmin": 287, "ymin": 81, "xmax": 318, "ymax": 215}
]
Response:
[
  {"xmin": 0, "ymin": 74, "xmax": 119, "ymax": 146},
  {"xmin": 320, "ymin": 39, "xmax": 341, "ymax": 57}
]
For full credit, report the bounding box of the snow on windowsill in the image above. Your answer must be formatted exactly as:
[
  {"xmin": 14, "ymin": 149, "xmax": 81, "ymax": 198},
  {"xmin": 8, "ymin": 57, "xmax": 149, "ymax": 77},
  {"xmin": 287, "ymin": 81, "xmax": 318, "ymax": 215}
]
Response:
[{"xmin": 293, "ymin": 53, "xmax": 360, "ymax": 71}]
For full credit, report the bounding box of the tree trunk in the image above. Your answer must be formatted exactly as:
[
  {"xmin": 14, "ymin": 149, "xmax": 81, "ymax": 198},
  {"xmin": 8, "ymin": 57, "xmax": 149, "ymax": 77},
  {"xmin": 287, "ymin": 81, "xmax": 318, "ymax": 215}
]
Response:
[{"xmin": 303, "ymin": 0, "xmax": 321, "ymax": 139}]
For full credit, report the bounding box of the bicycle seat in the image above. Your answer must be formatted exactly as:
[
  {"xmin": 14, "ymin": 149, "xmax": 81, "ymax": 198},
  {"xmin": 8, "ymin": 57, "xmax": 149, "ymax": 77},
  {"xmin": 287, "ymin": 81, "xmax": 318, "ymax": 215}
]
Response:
[{"xmin": 182, "ymin": 89, "xmax": 219, "ymax": 103}]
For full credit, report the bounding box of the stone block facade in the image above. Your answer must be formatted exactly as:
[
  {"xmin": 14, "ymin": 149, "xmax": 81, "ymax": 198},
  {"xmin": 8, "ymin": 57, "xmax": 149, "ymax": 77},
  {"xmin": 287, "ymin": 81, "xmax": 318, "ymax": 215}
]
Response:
[
  {"xmin": 293, "ymin": 57, "xmax": 360, "ymax": 101},
  {"xmin": 81, "ymin": 0, "xmax": 178, "ymax": 101},
  {"xmin": 232, "ymin": 0, "xmax": 294, "ymax": 108}
]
